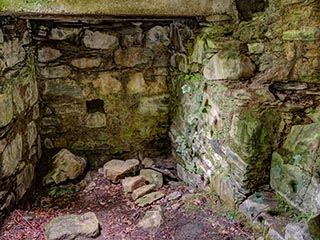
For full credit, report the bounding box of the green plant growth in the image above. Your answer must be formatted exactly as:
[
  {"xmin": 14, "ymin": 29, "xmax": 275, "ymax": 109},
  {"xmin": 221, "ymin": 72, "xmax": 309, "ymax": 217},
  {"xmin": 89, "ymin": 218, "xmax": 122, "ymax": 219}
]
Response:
[{"xmin": 49, "ymin": 185, "xmax": 75, "ymax": 198}]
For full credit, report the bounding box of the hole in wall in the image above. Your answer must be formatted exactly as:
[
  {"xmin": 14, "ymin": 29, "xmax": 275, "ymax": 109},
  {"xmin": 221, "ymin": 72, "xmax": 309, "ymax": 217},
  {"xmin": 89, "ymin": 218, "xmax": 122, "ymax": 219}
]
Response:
[{"xmin": 86, "ymin": 99, "xmax": 105, "ymax": 113}]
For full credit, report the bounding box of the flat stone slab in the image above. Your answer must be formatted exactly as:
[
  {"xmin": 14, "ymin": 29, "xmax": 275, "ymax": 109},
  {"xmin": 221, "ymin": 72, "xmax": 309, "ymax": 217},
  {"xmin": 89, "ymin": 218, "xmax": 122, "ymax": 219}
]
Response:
[
  {"xmin": 103, "ymin": 159, "xmax": 140, "ymax": 183},
  {"xmin": 121, "ymin": 176, "xmax": 146, "ymax": 193},
  {"xmin": 0, "ymin": 0, "xmax": 220, "ymax": 17},
  {"xmin": 135, "ymin": 191, "xmax": 165, "ymax": 207},
  {"xmin": 132, "ymin": 184, "xmax": 156, "ymax": 200},
  {"xmin": 45, "ymin": 212, "xmax": 100, "ymax": 240}
]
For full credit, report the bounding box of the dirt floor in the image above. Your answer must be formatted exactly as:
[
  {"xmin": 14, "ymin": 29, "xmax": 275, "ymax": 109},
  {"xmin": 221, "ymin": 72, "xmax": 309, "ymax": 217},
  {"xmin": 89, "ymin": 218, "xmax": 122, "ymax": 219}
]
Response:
[{"xmin": 0, "ymin": 170, "xmax": 260, "ymax": 240}]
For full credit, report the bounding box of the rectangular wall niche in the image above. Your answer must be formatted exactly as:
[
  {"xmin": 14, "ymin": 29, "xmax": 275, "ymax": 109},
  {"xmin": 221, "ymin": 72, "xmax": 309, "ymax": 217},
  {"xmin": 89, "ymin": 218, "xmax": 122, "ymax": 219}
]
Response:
[{"xmin": 37, "ymin": 18, "xmax": 196, "ymax": 162}]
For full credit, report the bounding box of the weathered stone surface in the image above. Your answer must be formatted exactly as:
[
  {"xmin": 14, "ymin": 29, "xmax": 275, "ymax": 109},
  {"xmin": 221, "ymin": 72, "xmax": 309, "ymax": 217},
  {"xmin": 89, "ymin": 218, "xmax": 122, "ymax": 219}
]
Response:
[
  {"xmin": 148, "ymin": 76, "xmax": 168, "ymax": 94},
  {"xmin": 38, "ymin": 47, "xmax": 62, "ymax": 62},
  {"xmin": 114, "ymin": 47, "xmax": 152, "ymax": 67},
  {"xmin": 121, "ymin": 176, "xmax": 146, "ymax": 193},
  {"xmin": 137, "ymin": 207, "xmax": 164, "ymax": 230},
  {"xmin": 0, "ymin": 29, "xmax": 3, "ymax": 44},
  {"xmin": 45, "ymin": 212, "xmax": 100, "ymax": 240},
  {"xmin": 3, "ymin": 38, "xmax": 25, "ymax": 69},
  {"xmin": 43, "ymin": 149, "xmax": 87, "ymax": 185},
  {"xmin": 40, "ymin": 65, "xmax": 71, "ymax": 79},
  {"xmin": 92, "ymin": 72, "xmax": 122, "ymax": 95},
  {"xmin": 0, "ymin": 139, "xmax": 7, "ymax": 153},
  {"xmin": 43, "ymin": 80, "xmax": 83, "ymax": 98},
  {"xmin": 16, "ymin": 164, "xmax": 35, "ymax": 199},
  {"xmin": 103, "ymin": 159, "xmax": 140, "ymax": 183},
  {"xmin": 283, "ymin": 28, "xmax": 320, "ymax": 41},
  {"xmin": 138, "ymin": 95, "xmax": 170, "ymax": 116},
  {"xmin": 239, "ymin": 196, "xmax": 270, "ymax": 222},
  {"xmin": 135, "ymin": 191, "xmax": 165, "ymax": 207},
  {"xmin": 285, "ymin": 222, "xmax": 313, "ymax": 240},
  {"xmin": 140, "ymin": 169, "xmax": 163, "ymax": 188},
  {"xmin": 0, "ymin": 0, "xmax": 217, "ymax": 16},
  {"xmin": 0, "ymin": 94, "xmax": 13, "ymax": 128},
  {"xmin": 146, "ymin": 26, "xmax": 170, "ymax": 49},
  {"xmin": 86, "ymin": 112, "xmax": 106, "ymax": 128},
  {"xmin": 132, "ymin": 184, "xmax": 156, "ymax": 200},
  {"xmin": 141, "ymin": 157, "xmax": 155, "ymax": 168},
  {"xmin": 83, "ymin": 30, "xmax": 119, "ymax": 49},
  {"xmin": 49, "ymin": 27, "xmax": 81, "ymax": 40},
  {"xmin": 271, "ymin": 122, "xmax": 320, "ymax": 215},
  {"xmin": 27, "ymin": 121, "xmax": 37, "ymax": 149},
  {"xmin": 203, "ymin": 53, "xmax": 256, "ymax": 80},
  {"xmin": 2, "ymin": 134, "xmax": 23, "ymax": 178},
  {"xmin": 126, "ymin": 72, "xmax": 147, "ymax": 94},
  {"xmin": 247, "ymin": 43, "xmax": 264, "ymax": 54},
  {"xmin": 71, "ymin": 57, "xmax": 101, "ymax": 69}
]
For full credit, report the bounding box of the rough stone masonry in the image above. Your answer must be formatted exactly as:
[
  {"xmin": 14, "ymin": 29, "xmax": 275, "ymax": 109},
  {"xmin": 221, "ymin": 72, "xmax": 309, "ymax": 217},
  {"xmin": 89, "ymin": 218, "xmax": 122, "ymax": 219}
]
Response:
[{"xmin": 0, "ymin": 1, "xmax": 320, "ymax": 238}]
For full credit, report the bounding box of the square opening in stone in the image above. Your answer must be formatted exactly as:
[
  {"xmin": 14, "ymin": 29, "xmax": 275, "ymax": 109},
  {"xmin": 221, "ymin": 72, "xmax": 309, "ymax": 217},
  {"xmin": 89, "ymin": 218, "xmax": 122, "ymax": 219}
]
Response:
[{"xmin": 86, "ymin": 99, "xmax": 105, "ymax": 113}]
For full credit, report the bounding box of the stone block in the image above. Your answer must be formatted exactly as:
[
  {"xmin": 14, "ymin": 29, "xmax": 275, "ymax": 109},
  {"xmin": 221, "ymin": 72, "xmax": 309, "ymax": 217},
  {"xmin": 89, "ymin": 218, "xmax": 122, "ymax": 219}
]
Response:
[
  {"xmin": 114, "ymin": 47, "xmax": 153, "ymax": 67},
  {"xmin": 71, "ymin": 57, "xmax": 101, "ymax": 69},
  {"xmin": 43, "ymin": 80, "xmax": 83, "ymax": 98},
  {"xmin": 16, "ymin": 164, "xmax": 35, "ymax": 199},
  {"xmin": 132, "ymin": 184, "xmax": 156, "ymax": 200},
  {"xmin": 3, "ymin": 38, "xmax": 25, "ymax": 69},
  {"xmin": 27, "ymin": 121, "xmax": 37, "ymax": 149},
  {"xmin": 137, "ymin": 207, "xmax": 164, "ymax": 230},
  {"xmin": 85, "ymin": 112, "xmax": 106, "ymax": 128},
  {"xmin": 135, "ymin": 191, "xmax": 165, "ymax": 207},
  {"xmin": 103, "ymin": 159, "xmax": 140, "ymax": 183},
  {"xmin": 43, "ymin": 149, "xmax": 87, "ymax": 185},
  {"xmin": 283, "ymin": 28, "xmax": 320, "ymax": 41},
  {"xmin": 148, "ymin": 76, "xmax": 168, "ymax": 94},
  {"xmin": 93, "ymin": 72, "xmax": 122, "ymax": 95},
  {"xmin": 203, "ymin": 52, "xmax": 256, "ymax": 80},
  {"xmin": 83, "ymin": 30, "xmax": 119, "ymax": 49},
  {"xmin": 138, "ymin": 95, "xmax": 170, "ymax": 116},
  {"xmin": 40, "ymin": 65, "xmax": 71, "ymax": 79},
  {"xmin": 45, "ymin": 212, "xmax": 100, "ymax": 240},
  {"xmin": 0, "ymin": 94, "xmax": 13, "ymax": 128},
  {"xmin": 38, "ymin": 47, "xmax": 62, "ymax": 62},
  {"xmin": 140, "ymin": 169, "xmax": 163, "ymax": 188},
  {"xmin": 2, "ymin": 133, "xmax": 23, "ymax": 178},
  {"xmin": 49, "ymin": 27, "xmax": 81, "ymax": 40},
  {"xmin": 145, "ymin": 26, "xmax": 170, "ymax": 49},
  {"xmin": 121, "ymin": 176, "xmax": 146, "ymax": 193},
  {"xmin": 126, "ymin": 72, "xmax": 147, "ymax": 94}
]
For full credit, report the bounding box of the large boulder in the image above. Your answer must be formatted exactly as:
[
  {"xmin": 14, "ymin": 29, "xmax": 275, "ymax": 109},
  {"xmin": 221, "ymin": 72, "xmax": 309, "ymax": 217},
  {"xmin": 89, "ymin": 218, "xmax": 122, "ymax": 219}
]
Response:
[
  {"xmin": 43, "ymin": 149, "xmax": 87, "ymax": 185},
  {"xmin": 45, "ymin": 212, "xmax": 100, "ymax": 240},
  {"xmin": 103, "ymin": 159, "xmax": 140, "ymax": 183}
]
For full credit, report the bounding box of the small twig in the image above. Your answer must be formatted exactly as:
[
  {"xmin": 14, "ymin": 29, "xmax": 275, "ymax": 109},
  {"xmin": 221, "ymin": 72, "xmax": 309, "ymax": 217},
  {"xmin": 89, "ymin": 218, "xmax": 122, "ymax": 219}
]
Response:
[{"xmin": 15, "ymin": 210, "xmax": 38, "ymax": 231}]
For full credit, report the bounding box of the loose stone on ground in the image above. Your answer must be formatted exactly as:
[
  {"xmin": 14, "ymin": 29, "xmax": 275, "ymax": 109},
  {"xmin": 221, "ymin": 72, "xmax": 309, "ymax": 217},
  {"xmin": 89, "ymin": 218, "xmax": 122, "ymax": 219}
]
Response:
[
  {"xmin": 45, "ymin": 212, "xmax": 100, "ymax": 240},
  {"xmin": 103, "ymin": 159, "xmax": 140, "ymax": 183},
  {"xmin": 121, "ymin": 176, "xmax": 146, "ymax": 193},
  {"xmin": 135, "ymin": 191, "xmax": 165, "ymax": 207}
]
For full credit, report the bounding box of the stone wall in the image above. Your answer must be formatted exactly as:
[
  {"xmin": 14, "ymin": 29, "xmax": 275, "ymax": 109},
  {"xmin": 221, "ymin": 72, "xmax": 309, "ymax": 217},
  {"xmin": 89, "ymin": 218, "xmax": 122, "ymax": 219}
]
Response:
[
  {"xmin": 170, "ymin": 0, "xmax": 320, "ymax": 217},
  {"xmin": 33, "ymin": 19, "xmax": 195, "ymax": 166},
  {"xmin": 0, "ymin": 18, "xmax": 41, "ymax": 221}
]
